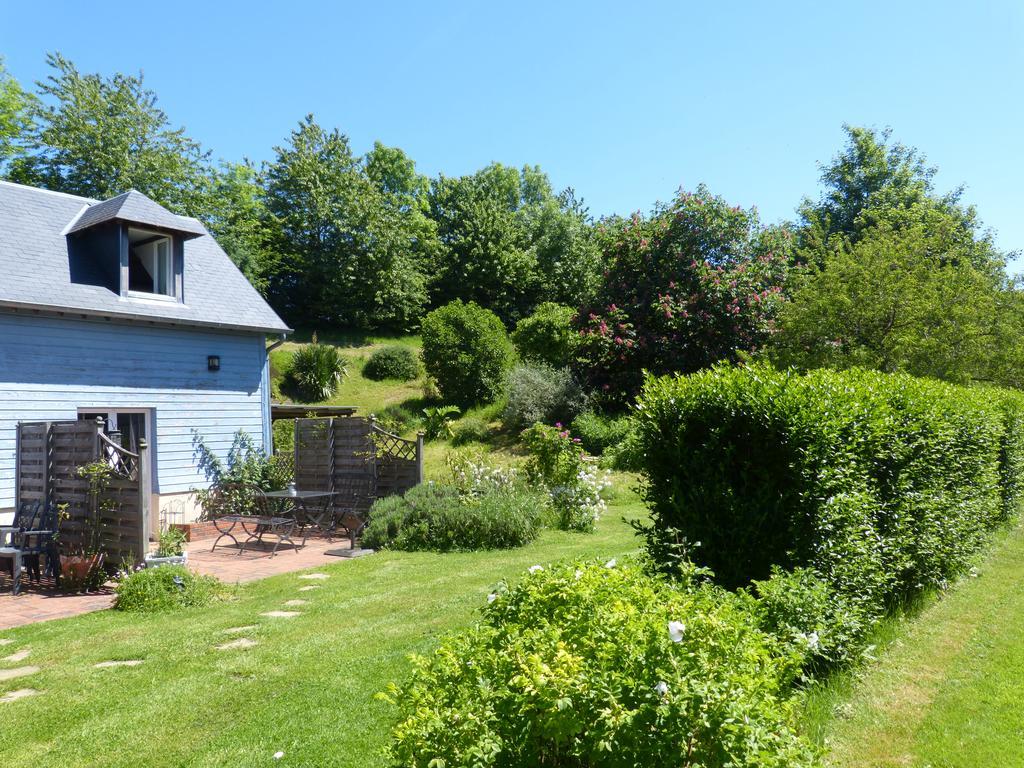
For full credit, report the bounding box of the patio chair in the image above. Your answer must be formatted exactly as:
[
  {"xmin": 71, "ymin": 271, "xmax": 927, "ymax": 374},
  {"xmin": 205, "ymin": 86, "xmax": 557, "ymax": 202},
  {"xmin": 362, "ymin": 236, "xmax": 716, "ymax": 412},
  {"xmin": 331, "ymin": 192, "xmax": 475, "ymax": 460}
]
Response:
[
  {"xmin": 334, "ymin": 468, "xmax": 379, "ymax": 549},
  {"xmin": 0, "ymin": 501, "xmax": 58, "ymax": 595}
]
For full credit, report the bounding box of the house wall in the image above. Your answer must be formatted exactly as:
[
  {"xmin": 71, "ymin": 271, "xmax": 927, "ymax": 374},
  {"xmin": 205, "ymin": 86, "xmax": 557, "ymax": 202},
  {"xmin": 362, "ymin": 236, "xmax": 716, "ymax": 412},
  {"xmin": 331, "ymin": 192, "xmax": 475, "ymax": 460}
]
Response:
[{"xmin": 0, "ymin": 312, "xmax": 269, "ymax": 523}]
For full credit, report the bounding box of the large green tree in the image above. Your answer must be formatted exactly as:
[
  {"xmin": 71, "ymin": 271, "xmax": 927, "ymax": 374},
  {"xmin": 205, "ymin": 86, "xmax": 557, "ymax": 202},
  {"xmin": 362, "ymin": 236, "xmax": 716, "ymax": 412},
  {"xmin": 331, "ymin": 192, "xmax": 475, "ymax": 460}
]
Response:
[
  {"xmin": 203, "ymin": 161, "xmax": 270, "ymax": 290},
  {"xmin": 7, "ymin": 53, "xmax": 210, "ymax": 215},
  {"xmin": 261, "ymin": 116, "xmax": 430, "ymax": 330},
  {"xmin": 428, "ymin": 163, "xmax": 601, "ymax": 323},
  {"xmin": 0, "ymin": 58, "xmax": 31, "ymax": 170}
]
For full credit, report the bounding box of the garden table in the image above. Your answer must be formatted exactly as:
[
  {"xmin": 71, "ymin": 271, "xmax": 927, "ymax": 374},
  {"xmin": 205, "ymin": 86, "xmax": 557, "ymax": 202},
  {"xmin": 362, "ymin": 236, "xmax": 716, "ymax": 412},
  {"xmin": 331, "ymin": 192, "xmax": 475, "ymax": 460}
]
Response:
[
  {"xmin": 263, "ymin": 489, "xmax": 338, "ymax": 545},
  {"xmin": 211, "ymin": 514, "xmax": 298, "ymax": 557}
]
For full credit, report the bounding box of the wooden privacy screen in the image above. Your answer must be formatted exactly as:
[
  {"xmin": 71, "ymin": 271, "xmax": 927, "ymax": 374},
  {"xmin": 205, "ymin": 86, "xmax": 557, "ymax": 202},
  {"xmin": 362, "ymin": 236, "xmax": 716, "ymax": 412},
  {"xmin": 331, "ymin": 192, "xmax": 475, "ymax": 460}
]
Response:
[
  {"xmin": 293, "ymin": 416, "xmax": 423, "ymax": 515},
  {"xmin": 15, "ymin": 419, "xmax": 151, "ymax": 564}
]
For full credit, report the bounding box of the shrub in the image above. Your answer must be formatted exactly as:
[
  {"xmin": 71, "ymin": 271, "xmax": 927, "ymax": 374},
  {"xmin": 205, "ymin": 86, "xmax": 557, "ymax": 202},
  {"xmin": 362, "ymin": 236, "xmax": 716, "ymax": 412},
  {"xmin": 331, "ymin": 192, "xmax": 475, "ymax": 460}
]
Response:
[
  {"xmin": 114, "ymin": 565, "xmax": 227, "ymax": 613},
  {"xmin": 383, "ymin": 559, "xmax": 816, "ymax": 767},
  {"xmin": 521, "ymin": 423, "xmax": 610, "ymax": 532},
  {"xmin": 511, "ymin": 301, "xmax": 577, "ymax": 367},
  {"xmin": 362, "ymin": 481, "xmax": 546, "ymax": 552},
  {"xmin": 502, "ymin": 363, "xmax": 588, "ymax": 431},
  {"xmin": 192, "ymin": 430, "xmax": 291, "ymax": 520},
  {"xmin": 364, "ymin": 345, "xmax": 420, "ymax": 381},
  {"xmin": 287, "ymin": 334, "xmax": 348, "ymax": 401},
  {"xmin": 420, "ymin": 300, "xmax": 515, "ymax": 406},
  {"xmin": 451, "ymin": 416, "xmax": 492, "ymax": 446},
  {"xmin": 422, "ymin": 405, "xmax": 460, "ymax": 441},
  {"xmin": 634, "ymin": 363, "xmax": 1024, "ymax": 611},
  {"xmin": 374, "ymin": 403, "xmax": 420, "ymax": 436},
  {"xmin": 571, "ymin": 410, "xmax": 633, "ymax": 455}
]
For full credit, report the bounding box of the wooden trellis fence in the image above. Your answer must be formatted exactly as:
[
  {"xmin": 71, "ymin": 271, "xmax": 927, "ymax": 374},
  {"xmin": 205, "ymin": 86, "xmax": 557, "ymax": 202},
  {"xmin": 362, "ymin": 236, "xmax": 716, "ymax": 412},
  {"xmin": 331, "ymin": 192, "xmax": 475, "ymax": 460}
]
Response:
[
  {"xmin": 293, "ymin": 416, "xmax": 423, "ymax": 518},
  {"xmin": 15, "ymin": 419, "xmax": 151, "ymax": 564}
]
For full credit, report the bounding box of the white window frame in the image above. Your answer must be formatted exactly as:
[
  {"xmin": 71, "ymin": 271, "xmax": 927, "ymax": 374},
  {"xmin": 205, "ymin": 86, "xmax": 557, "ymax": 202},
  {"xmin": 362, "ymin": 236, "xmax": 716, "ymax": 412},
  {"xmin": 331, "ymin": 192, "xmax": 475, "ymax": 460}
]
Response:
[{"xmin": 127, "ymin": 236, "xmax": 175, "ymax": 300}]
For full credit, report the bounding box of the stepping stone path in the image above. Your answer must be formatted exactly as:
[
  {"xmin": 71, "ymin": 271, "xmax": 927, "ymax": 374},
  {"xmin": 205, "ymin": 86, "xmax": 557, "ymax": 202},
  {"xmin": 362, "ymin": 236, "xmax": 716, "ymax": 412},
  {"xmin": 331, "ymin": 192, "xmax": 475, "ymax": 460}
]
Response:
[
  {"xmin": 216, "ymin": 638, "xmax": 258, "ymax": 651},
  {"xmin": 94, "ymin": 660, "xmax": 143, "ymax": 669},
  {"xmin": 298, "ymin": 585, "xmax": 321, "ymax": 592},
  {"xmin": 0, "ymin": 639, "xmax": 13, "ymax": 646},
  {"xmin": 260, "ymin": 611, "xmax": 302, "ymax": 618},
  {"xmin": 283, "ymin": 599, "xmax": 308, "ymax": 607},
  {"xmin": 0, "ymin": 666, "xmax": 39, "ymax": 682},
  {"xmin": 222, "ymin": 625, "xmax": 258, "ymax": 634},
  {"xmin": 0, "ymin": 688, "xmax": 39, "ymax": 704},
  {"xmin": 299, "ymin": 573, "xmax": 329, "ymax": 580},
  {"xmin": 2, "ymin": 649, "xmax": 30, "ymax": 663}
]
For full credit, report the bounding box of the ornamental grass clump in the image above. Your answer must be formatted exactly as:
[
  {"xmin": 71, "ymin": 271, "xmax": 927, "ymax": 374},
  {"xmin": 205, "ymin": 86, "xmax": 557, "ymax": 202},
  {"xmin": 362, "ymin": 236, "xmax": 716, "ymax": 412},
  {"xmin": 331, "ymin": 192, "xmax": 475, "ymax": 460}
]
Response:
[
  {"xmin": 114, "ymin": 565, "xmax": 228, "ymax": 613},
  {"xmin": 287, "ymin": 333, "xmax": 348, "ymax": 401},
  {"xmin": 383, "ymin": 559, "xmax": 817, "ymax": 767}
]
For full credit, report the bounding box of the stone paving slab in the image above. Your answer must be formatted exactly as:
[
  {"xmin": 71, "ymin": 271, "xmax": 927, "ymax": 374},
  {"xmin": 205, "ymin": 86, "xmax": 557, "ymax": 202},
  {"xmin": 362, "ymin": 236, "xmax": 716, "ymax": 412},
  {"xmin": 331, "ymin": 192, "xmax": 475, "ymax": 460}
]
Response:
[
  {"xmin": 0, "ymin": 666, "xmax": 39, "ymax": 681},
  {"xmin": 0, "ymin": 688, "xmax": 39, "ymax": 703},
  {"xmin": 94, "ymin": 660, "xmax": 143, "ymax": 668}
]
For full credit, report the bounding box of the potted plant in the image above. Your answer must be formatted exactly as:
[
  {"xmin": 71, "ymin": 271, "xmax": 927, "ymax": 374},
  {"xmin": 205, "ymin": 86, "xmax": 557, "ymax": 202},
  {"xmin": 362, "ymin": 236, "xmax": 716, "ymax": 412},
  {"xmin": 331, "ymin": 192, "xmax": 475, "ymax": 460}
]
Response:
[
  {"xmin": 59, "ymin": 461, "xmax": 116, "ymax": 592},
  {"xmin": 144, "ymin": 526, "xmax": 188, "ymax": 568}
]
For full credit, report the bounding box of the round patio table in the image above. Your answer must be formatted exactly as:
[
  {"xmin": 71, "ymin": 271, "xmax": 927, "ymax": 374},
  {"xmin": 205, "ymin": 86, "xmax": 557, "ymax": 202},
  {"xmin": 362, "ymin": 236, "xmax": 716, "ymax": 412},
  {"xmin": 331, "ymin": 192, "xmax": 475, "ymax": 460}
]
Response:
[{"xmin": 262, "ymin": 489, "xmax": 338, "ymax": 545}]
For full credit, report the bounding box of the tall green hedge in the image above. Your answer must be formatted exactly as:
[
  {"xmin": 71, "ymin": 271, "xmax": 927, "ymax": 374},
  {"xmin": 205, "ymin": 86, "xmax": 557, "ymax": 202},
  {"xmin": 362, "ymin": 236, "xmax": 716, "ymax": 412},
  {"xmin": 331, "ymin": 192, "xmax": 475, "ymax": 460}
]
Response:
[{"xmin": 634, "ymin": 364, "xmax": 1024, "ymax": 609}]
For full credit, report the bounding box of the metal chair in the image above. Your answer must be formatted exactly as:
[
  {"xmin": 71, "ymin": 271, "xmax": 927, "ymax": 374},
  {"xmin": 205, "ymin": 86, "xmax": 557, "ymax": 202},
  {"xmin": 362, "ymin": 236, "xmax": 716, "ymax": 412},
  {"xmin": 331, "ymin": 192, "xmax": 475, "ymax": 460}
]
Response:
[
  {"xmin": 0, "ymin": 501, "xmax": 57, "ymax": 595},
  {"xmin": 334, "ymin": 469, "xmax": 379, "ymax": 549}
]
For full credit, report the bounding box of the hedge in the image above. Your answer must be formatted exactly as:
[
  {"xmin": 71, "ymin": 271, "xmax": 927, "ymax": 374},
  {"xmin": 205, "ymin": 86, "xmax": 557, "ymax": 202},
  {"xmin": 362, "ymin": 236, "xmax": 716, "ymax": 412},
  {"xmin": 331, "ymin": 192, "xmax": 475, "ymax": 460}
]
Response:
[{"xmin": 634, "ymin": 364, "xmax": 1024, "ymax": 612}]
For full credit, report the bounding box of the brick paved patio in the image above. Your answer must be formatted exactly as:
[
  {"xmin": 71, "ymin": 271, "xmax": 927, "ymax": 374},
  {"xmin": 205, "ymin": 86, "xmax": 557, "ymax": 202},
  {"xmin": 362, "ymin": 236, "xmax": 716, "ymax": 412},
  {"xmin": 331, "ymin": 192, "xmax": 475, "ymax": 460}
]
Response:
[{"xmin": 0, "ymin": 536, "xmax": 354, "ymax": 631}]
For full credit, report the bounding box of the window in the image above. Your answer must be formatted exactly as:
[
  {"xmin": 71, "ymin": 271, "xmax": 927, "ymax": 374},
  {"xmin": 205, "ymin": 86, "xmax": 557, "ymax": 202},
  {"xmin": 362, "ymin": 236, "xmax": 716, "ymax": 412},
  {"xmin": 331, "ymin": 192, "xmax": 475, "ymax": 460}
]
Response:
[{"xmin": 128, "ymin": 230, "xmax": 173, "ymax": 297}]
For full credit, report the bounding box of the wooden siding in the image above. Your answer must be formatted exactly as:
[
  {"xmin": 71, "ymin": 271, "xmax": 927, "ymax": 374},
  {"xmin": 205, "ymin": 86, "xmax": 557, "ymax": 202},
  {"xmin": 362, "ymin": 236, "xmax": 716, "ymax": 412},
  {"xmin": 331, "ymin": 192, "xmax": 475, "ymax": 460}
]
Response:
[{"xmin": 0, "ymin": 312, "xmax": 269, "ymax": 511}]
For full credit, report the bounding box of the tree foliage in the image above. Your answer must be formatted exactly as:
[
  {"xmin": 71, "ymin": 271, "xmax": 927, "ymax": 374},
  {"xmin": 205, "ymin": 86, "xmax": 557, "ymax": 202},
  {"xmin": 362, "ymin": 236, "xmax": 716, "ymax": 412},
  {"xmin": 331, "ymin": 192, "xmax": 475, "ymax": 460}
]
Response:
[
  {"xmin": 7, "ymin": 53, "xmax": 210, "ymax": 216},
  {"xmin": 0, "ymin": 58, "xmax": 31, "ymax": 170},
  {"xmin": 575, "ymin": 185, "xmax": 792, "ymax": 404}
]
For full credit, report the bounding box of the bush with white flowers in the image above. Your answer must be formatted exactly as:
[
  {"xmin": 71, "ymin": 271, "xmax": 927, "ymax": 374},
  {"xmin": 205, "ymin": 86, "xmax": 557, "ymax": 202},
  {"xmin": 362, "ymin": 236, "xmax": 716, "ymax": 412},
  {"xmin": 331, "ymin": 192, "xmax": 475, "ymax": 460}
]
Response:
[
  {"xmin": 521, "ymin": 422, "xmax": 611, "ymax": 533},
  {"xmin": 382, "ymin": 559, "xmax": 818, "ymax": 767}
]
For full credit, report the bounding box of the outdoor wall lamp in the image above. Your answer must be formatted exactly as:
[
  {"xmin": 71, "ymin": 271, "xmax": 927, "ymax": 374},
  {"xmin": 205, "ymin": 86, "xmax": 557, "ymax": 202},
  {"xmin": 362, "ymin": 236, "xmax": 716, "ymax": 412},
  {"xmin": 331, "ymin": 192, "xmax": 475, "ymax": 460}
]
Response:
[{"xmin": 208, "ymin": 355, "xmax": 220, "ymax": 372}]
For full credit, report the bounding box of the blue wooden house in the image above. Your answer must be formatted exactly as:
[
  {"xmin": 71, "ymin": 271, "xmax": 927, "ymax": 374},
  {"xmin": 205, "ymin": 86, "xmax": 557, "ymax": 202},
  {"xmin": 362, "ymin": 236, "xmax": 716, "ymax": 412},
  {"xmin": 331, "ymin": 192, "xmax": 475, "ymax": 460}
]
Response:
[{"xmin": 0, "ymin": 180, "xmax": 290, "ymax": 525}]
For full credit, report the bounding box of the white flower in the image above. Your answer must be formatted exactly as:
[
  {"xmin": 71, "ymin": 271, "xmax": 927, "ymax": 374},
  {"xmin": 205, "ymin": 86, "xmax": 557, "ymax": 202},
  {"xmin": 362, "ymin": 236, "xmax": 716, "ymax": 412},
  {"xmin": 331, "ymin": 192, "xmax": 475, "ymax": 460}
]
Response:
[
  {"xmin": 806, "ymin": 631, "xmax": 820, "ymax": 650},
  {"xmin": 574, "ymin": 569, "xmax": 583, "ymax": 580},
  {"xmin": 668, "ymin": 620, "xmax": 686, "ymax": 643},
  {"xmin": 273, "ymin": 752, "xmax": 284, "ymax": 760},
  {"xmin": 604, "ymin": 558, "xmax": 617, "ymax": 569},
  {"xmin": 487, "ymin": 593, "xmax": 497, "ymax": 604},
  {"xmin": 528, "ymin": 565, "xmax": 544, "ymax": 574},
  {"xmin": 654, "ymin": 680, "xmax": 669, "ymax": 697}
]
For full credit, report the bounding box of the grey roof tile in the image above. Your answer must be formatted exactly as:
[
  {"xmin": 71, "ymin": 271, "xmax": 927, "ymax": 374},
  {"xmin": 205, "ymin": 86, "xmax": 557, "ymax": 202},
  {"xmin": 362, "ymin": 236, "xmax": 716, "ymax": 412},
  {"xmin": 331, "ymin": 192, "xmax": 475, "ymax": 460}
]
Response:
[{"xmin": 0, "ymin": 181, "xmax": 290, "ymax": 334}]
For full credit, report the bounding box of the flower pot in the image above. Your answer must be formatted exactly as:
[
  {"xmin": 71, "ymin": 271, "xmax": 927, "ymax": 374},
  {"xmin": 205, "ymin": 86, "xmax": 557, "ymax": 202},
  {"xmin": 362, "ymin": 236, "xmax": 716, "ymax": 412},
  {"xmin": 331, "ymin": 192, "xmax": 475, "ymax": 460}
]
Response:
[
  {"xmin": 59, "ymin": 552, "xmax": 105, "ymax": 591},
  {"xmin": 143, "ymin": 551, "xmax": 188, "ymax": 569}
]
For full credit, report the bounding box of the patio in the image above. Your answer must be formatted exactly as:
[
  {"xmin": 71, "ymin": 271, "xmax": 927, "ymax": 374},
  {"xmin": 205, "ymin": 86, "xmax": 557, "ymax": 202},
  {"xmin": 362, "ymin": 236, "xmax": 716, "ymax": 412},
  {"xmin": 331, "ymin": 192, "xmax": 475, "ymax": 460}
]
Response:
[{"xmin": 0, "ymin": 535, "xmax": 355, "ymax": 630}]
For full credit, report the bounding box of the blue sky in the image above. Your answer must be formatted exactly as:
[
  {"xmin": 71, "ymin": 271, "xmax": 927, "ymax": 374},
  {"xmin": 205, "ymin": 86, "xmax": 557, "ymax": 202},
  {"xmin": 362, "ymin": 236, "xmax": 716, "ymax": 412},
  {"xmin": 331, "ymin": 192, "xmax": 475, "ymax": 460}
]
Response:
[{"xmin": 2, "ymin": 1, "xmax": 1022, "ymax": 264}]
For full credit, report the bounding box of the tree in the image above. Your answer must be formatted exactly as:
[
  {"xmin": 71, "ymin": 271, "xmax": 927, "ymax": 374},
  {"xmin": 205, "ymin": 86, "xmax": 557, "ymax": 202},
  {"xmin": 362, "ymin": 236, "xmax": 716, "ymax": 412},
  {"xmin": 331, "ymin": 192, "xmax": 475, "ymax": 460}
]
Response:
[
  {"xmin": 7, "ymin": 53, "xmax": 210, "ymax": 215},
  {"xmin": 202, "ymin": 161, "xmax": 270, "ymax": 291},
  {"xmin": 261, "ymin": 116, "xmax": 429, "ymax": 330},
  {"xmin": 574, "ymin": 185, "xmax": 791, "ymax": 405},
  {"xmin": 773, "ymin": 214, "xmax": 1024, "ymax": 387},
  {"xmin": 0, "ymin": 58, "xmax": 31, "ymax": 170},
  {"xmin": 428, "ymin": 163, "xmax": 602, "ymax": 323}
]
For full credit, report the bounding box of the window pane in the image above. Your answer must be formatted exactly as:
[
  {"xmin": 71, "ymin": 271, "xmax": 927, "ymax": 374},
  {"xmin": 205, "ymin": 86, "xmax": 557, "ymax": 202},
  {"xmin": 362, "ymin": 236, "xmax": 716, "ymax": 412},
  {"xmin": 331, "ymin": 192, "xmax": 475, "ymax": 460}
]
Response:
[{"xmin": 156, "ymin": 240, "xmax": 169, "ymax": 295}]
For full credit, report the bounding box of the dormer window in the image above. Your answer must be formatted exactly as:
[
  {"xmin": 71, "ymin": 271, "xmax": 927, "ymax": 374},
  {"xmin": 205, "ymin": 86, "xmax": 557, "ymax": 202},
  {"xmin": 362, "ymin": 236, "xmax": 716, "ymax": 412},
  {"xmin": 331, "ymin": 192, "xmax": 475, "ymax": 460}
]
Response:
[{"xmin": 127, "ymin": 228, "xmax": 174, "ymax": 298}]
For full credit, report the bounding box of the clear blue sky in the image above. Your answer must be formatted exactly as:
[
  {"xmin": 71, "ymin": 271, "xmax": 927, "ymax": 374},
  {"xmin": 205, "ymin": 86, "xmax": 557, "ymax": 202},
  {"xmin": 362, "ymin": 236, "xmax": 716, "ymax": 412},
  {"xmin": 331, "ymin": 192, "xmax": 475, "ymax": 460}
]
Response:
[{"xmin": 2, "ymin": 1, "xmax": 1022, "ymax": 265}]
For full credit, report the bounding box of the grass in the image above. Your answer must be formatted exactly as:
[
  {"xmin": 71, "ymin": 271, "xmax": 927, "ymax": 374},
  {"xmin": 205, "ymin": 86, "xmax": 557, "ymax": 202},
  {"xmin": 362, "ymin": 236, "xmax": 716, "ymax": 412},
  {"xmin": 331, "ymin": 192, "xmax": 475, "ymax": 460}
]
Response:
[
  {"xmin": 801, "ymin": 518, "xmax": 1024, "ymax": 767},
  {"xmin": 0, "ymin": 488, "xmax": 645, "ymax": 767}
]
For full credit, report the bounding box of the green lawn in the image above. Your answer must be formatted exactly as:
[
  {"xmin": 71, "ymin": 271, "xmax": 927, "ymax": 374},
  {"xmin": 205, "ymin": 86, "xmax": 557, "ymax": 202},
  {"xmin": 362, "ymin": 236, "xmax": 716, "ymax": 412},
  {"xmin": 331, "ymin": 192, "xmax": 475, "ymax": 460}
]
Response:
[
  {"xmin": 0, "ymin": 490, "xmax": 644, "ymax": 768},
  {"xmin": 804, "ymin": 518, "xmax": 1024, "ymax": 767}
]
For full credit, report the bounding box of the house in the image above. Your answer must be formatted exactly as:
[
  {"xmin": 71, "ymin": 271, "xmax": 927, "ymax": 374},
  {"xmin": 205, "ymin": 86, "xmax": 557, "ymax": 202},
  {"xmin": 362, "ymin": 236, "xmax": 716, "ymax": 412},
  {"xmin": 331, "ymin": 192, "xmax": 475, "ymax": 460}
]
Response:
[{"xmin": 0, "ymin": 180, "xmax": 290, "ymax": 525}]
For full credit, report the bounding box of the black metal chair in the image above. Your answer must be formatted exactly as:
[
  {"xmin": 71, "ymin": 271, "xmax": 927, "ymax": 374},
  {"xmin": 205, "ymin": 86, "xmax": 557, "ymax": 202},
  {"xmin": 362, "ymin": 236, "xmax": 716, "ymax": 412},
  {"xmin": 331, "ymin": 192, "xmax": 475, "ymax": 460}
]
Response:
[{"xmin": 0, "ymin": 500, "xmax": 57, "ymax": 595}]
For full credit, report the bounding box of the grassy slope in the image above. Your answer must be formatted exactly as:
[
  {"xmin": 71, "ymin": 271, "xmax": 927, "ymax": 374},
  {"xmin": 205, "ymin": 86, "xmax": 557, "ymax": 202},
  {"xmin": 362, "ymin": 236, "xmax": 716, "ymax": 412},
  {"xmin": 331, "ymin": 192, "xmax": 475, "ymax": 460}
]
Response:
[
  {"xmin": 804, "ymin": 518, "xmax": 1024, "ymax": 767},
  {"xmin": 0, "ymin": 491, "xmax": 644, "ymax": 768}
]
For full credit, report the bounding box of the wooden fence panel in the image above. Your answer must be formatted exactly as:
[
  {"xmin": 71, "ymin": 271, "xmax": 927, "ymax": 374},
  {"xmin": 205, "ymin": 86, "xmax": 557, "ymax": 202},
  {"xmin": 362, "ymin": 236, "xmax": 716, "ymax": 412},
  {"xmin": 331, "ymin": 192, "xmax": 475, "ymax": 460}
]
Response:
[{"xmin": 15, "ymin": 420, "xmax": 149, "ymax": 564}]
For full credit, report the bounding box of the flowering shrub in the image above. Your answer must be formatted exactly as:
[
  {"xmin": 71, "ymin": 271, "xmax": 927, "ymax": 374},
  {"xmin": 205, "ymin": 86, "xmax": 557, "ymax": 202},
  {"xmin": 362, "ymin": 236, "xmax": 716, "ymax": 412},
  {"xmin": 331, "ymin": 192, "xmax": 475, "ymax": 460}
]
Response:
[
  {"xmin": 447, "ymin": 453, "xmax": 519, "ymax": 498},
  {"xmin": 383, "ymin": 559, "xmax": 817, "ymax": 767},
  {"xmin": 575, "ymin": 185, "xmax": 791, "ymax": 404},
  {"xmin": 521, "ymin": 423, "xmax": 610, "ymax": 532}
]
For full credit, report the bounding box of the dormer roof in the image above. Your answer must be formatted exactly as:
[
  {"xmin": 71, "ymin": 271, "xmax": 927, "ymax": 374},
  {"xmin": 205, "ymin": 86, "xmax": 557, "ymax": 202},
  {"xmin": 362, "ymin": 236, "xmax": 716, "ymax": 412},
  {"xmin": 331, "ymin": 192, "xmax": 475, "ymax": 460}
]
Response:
[
  {"xmin": 0, "ymin": 181, "xmax": 290, "ymax": 335},
  {"xmin": 67, "ymin": 189, "xmax": 207, "ymax": 238}
]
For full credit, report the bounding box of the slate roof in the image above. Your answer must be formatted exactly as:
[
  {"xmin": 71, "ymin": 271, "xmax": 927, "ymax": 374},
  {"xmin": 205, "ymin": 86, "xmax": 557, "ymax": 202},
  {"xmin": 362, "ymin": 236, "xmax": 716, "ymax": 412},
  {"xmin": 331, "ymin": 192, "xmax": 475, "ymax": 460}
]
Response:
[
  {"xmin": 67, "ymin": 189, "xmax": 208, "ymax": 237},
  {"xmin": 0, "ymin": 181, "xmax": 290, "ymax": 334}
]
